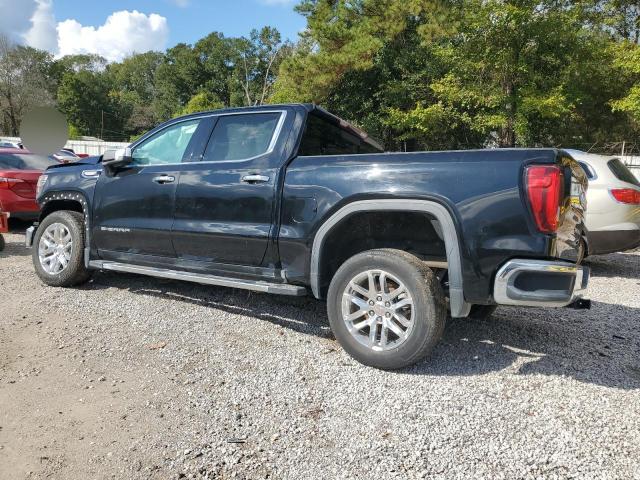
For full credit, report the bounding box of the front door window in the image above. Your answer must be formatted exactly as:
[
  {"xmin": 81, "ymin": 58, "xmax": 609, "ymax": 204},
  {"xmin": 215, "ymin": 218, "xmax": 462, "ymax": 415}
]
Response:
[{"xmin": 132, "ymin": 119, "xmax": 201, "ymax": 166}]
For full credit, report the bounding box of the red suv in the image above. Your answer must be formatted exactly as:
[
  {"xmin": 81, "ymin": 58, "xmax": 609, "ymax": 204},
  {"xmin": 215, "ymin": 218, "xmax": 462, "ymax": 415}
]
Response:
[{"xmin": 0, "ymin": 148, "xmax": 57, "ymax": 220}]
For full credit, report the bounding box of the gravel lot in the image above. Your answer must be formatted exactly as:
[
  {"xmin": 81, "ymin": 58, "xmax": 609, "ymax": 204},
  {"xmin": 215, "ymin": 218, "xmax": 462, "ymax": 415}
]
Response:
[{"xmin": 1, "ymin": 227, "xmax": 639, "ymax": 480}]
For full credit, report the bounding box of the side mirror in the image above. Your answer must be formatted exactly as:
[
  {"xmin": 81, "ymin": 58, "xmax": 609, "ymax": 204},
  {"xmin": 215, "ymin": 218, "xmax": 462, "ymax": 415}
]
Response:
[{"xmin": 102, "ymin": 147, "xmax": 133, "ymax": 171}]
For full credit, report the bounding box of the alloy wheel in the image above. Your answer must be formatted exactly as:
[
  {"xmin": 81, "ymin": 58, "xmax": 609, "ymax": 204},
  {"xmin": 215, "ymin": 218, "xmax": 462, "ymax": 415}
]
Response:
[
  {"xmin": 341, "ymin": 269, "xmax": 415, "ymax": 351},
  {"xmin": 38, "ymin": 223, "xmax": 73, "ymax": 274}
]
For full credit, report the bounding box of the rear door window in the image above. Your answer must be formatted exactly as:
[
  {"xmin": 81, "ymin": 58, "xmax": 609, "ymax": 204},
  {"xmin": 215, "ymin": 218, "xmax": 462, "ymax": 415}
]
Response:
[
  {"xmin": 203, "ymin": 113, "xmax": 281, "ymax": 162},
  {"xmin": 608, "ymin": 158, "xmax": 640, "ymax": 187},
  {"xmin": 0, "ymin": 153, "xmax": 57, "ymax": 170}
]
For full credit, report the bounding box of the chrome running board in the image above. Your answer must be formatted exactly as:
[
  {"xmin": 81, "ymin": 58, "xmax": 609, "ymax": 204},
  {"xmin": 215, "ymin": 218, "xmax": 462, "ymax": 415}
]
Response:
[{"xmin": 88, "ymin": 261, "xmax": 307, "ymax": 296}]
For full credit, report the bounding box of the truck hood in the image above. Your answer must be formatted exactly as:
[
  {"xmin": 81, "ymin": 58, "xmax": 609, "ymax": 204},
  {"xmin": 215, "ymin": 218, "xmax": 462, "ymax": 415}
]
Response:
[{"xmin": 46, "ymin": 155, "xmax": 102, "ymax": 171}]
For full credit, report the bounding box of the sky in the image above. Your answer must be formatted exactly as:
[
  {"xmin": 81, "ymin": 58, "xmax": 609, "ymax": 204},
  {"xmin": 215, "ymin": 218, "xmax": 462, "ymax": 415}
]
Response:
[{"xmin": 0, "ymin": 0, "xmax": 306, "ymax": 62}]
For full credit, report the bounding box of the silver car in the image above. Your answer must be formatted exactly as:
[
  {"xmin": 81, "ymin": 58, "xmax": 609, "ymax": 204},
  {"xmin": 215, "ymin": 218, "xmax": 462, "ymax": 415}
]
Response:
[{"xmin": 566, "ymin": 149, "xmax": 640, "ymax": 256}]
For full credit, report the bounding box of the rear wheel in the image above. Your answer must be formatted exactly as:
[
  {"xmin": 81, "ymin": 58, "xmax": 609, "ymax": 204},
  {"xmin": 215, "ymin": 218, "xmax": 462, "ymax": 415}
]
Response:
[
  {"xmin": 32, "ymin": 210, "xmax": 90, "ymax": 287},
  {"xmin": 0, "ymin": 234, "xmax": 4, "ymax": 252},
  {"xmin": 327, "ymin": 249, "xmax": 446, "ymax": 369}
]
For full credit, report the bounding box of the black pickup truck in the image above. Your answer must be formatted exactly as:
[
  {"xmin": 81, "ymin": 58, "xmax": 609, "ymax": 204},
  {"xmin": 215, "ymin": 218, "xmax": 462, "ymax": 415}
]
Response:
[{"xmin": 26, "ymin": 104, "xmax": 589, "ymax": 369}]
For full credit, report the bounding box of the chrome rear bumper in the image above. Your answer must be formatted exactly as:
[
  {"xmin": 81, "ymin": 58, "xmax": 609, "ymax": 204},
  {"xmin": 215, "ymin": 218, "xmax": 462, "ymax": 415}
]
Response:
[{"xmin": 494, "ymin": 259, "xmax": 589, "ymax": 308}]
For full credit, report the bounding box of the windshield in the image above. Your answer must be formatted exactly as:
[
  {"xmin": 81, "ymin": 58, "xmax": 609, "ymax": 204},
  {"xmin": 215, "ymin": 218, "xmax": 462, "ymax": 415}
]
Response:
[{"xmin": 0, "ymin": 153, "xmax": 58, "ymax": 170}]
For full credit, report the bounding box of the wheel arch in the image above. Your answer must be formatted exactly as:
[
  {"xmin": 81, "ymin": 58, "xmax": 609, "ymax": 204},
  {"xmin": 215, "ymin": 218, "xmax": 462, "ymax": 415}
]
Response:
[
  {"xmin": 310, "ymin": 199, "xmax": 471, "ymax": 318},
  {"xmin": 38, "ymin": 190, "xmax": 91, "ymax": 268}
]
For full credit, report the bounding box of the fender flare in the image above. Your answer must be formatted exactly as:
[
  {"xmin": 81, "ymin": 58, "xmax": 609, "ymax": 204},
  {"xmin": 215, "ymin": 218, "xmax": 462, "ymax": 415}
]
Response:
[
  {"xmin": 309, "ymin": 199, "xmax": 471, "ymax": 318},
  {"xmin": 40, "ymin": 190, "xmax": 91, "ymax": 268}
]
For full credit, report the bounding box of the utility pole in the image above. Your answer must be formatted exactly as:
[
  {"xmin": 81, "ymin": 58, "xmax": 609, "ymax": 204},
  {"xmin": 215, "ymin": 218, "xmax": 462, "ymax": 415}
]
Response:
[{"xmin": 101, "ymin": 110, "xmax": 104, "ymax": 140}]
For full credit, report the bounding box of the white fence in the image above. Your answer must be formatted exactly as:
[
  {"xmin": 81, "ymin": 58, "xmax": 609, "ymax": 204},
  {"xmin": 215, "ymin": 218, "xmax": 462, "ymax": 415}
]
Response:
[
  {"xmin": 65, "ymin": 140, "xmax": 129, "ymax": 156},
  {"xmin": 1, "ymin": 137, "xmax": 128, "ymax": 156}
]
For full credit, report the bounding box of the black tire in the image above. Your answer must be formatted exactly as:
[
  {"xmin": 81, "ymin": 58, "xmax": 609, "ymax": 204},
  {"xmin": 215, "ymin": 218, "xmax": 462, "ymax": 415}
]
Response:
[
  {"xmin": 467, "ymin": 304, "xmax": 497, "ymax": 320},
  {"xmin": 327, "ymin": 249, "xmax": 446, "ymax": 369},
  {"xmin": 32, "ymin": 210, "xmax": 91, "ymax": 287},
  {"xmin": 0, "ymin": 234, "xmax": 4, "ymax": 252}
]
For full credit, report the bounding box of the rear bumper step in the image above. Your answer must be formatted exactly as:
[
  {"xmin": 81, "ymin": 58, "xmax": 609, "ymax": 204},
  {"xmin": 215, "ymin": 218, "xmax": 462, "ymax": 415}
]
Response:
[
  {"xmin": 88, "ymin": 261, "xmax": 307, "ymax": 296},
  {"xmin": 493, "ymin": 259, "xmax": 589, "ymax": 308}
]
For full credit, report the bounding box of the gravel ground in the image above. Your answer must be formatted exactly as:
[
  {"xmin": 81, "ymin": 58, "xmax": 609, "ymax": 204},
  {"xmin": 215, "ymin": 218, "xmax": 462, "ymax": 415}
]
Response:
[{"xmin": 0, "ymin": 228, "xmax": 639, "ymax": 480}]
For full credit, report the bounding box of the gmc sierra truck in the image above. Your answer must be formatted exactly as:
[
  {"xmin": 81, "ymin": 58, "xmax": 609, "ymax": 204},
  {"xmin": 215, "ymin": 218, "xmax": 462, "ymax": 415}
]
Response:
[{"xmin": 26, "ymin": 104, "xmax": 589, "ymax": 369}]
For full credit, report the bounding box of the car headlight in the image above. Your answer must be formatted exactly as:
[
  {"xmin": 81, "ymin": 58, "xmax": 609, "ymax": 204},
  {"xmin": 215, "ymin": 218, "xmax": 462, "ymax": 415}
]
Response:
[{"xmin": 36, "ymin": 174, "xmax": 48, "ymax": 198}]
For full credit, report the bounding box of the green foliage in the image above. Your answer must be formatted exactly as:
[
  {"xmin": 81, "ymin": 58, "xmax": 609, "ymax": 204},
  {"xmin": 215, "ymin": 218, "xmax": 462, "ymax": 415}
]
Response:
[
  {"xmin": 275, "ymin": 0, "xmax": 640, "ymax": 150},
  {"xmin": 68, "ymin": 123, "xmax": 81, "ymax": 139},
  {"xmin": 179, "ymin": 92, "xmax": 225, "ymax": 116},
  {"xmin": 57, "ymin": 69, "xmax": 130, "ymax": 140},
  {"xmin": 152, "ymin": 28, "xmax": 289, "ymax": 121},
  {"xmin": 609, "ymin": 41, "xmax": 640, "ymax": 124},
  {"xmin": 230, "ymin": 27, "xmax": 292, "ymax": 106},
  {"xmin": 0, "ymin": 36, "xmax": 57, "ymax": 135},
  {"xmin": 2, "ymin": 4, "xmax": 640, "ymax": 148}
]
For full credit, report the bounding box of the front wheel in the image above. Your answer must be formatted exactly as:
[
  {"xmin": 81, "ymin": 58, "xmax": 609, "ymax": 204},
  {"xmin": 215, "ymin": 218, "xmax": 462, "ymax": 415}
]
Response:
[
  {"xmin": 327, "ymin": 249, "xmax": 446, "ymax": 370},
  {"xmin": 32, "ymin": 210, "xmax": 91, "ymax": 287}
]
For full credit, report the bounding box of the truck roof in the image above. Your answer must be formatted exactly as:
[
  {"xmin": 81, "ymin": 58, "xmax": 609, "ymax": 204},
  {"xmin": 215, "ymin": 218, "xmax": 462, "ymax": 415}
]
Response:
[{"xmin": 172, "ymin": 103, "xmax": 385, "ymax": 151}]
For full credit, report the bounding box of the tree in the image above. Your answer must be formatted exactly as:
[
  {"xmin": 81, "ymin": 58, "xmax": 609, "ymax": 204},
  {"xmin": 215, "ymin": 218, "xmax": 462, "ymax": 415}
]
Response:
[
  {"xmin": 153, "ymin": 28, "xmax": 291, "ymax": 120},
  {"xmin": 586, "ymin": 0, "xmax": 640, "ymax": 43},
  {"xmin": 180, "ymin": 92, "xmax": 225, "ymax": 115},
  {"xmin": 153, "ymin": 43, "xmax": 202, "ymax": 120},
  {"xmin": 56, "ymin": 54, "xmax": 108, "ymax": 73},
  {"xmin": 232, "ymin": 27, "xmax": 292, "ymax": 106},
  {"xmin": 194, "ymin": 32, "xmax": 236, "ymax": 105},
  {"xmin": 108, "ymin": 52, "xmax": 165, "ymax": 135},
  {"xmin": 0, "ymin": 35, "xmax": 56, "ymax": 135},
  {"xmin": 272, "ymin": 0, "xmax": 454, "ymax": 104},
  {"xmin": 57, "ymin": 69, "xmax": 130, "ymax": 140},
  {"xmin": 609, "ymin": 41, "xmax": 640, "ymax": 124},
  {"xmin": 274, "ymin": 0, "xmax": 639, "ymax": 149}
]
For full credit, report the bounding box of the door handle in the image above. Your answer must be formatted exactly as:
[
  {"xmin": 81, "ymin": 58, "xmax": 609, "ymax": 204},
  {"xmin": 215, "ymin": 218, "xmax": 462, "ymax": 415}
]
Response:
[
  {"xmin": 152, "ymin": 175, "xmax": 175, "ymax": 184},
  {"xmin": 242, "ymin": 174, "xmax": 270, "ymax": 184}
]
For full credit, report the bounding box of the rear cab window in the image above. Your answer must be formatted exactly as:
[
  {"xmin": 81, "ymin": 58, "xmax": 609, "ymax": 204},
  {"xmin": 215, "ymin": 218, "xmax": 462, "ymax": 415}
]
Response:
[
  {"xmin": 298, "ymin": 112, "xmax": 383, "ymax": 156},
  {"xmin": 608, "ymin": 158, "xmax": 640, "ymax": 187}
]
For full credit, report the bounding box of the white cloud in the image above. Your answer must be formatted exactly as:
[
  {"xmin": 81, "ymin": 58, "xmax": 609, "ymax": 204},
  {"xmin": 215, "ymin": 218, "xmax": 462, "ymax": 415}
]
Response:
[
  {"xmin": 57, "ymin": 10, "xmax": 169, "ymax": 62},
  {"xmin": 0, "ymin": 1, "xmax": 169, "ymax": 62},
  {"xmin": 168, "ymin": 0, "xmax": 191, "ymax": 7},
  {"xmin": 0, "ymin": 0, "xmax": 38, "ymax": 44},
  {"xmin": 24, "ymin": 0, "xmax": 58, "ymax": 52}
]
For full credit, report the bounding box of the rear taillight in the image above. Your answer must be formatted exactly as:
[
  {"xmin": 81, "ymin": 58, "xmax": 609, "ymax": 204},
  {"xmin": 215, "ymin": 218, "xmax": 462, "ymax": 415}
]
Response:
[
  {"xmin": 610, "ymin": 188, "xmax": 640, "ymax": 205},
  {"xmin": 0, "ymin": 177, "xmax": 33, "ymax": 198},
  {"xmin": 0, "ymin": 177, "xmax": 23, "ymax": 189},
  {"xmin": 525, "ymin": 165, "xmax": 564, "ymax": 234}
]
